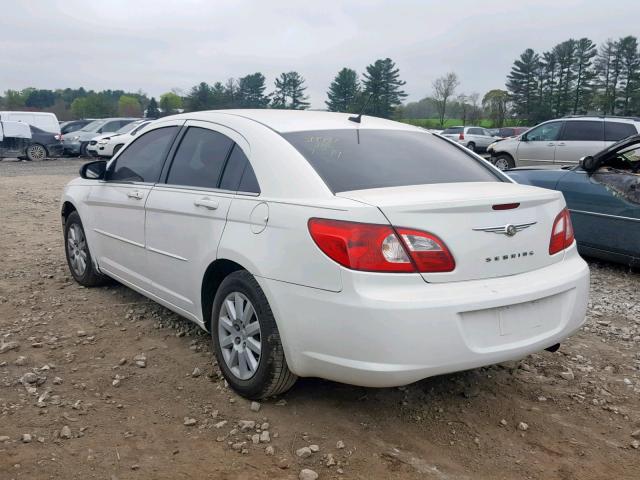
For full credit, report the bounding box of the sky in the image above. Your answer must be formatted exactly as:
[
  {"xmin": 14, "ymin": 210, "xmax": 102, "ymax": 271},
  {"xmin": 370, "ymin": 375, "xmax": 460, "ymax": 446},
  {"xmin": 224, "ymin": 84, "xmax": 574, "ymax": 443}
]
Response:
[{"xmin": 2, "ymin": 0, "xmax": 639, "ymax": 109}]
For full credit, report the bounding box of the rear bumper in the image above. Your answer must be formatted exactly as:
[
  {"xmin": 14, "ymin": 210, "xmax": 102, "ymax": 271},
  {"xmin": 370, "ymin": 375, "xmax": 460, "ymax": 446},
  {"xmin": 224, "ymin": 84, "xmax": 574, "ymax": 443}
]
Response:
[
  {"xmin": 258, "ymin": 248, "xmax": 589, "ymax": 387},
  {"xmin": 63, "ymin": 141, "xmax": 81, "ymax": 155}
]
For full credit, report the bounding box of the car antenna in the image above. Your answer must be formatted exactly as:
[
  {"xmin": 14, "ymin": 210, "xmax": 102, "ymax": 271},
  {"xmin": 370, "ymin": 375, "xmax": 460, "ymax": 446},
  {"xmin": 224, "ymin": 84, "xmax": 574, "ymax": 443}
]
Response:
[{"xmin": 348, "ymin": 93, "xmax": 373, "ymax": 124}]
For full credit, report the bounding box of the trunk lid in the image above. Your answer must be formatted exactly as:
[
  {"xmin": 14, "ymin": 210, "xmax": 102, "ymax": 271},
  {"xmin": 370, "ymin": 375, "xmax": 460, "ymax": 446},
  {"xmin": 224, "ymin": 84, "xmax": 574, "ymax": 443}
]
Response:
[{"xmin": 337, "ymin": 182, "xmax": 565, "ymax": 283}]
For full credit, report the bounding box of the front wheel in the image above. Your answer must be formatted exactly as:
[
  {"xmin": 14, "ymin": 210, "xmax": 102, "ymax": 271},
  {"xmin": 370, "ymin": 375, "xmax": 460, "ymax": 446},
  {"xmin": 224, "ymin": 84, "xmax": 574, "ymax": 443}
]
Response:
[
  {"xmin": 64, "ymin": 211, "xmax": 109, "ymax": 286},
  {"xmin": 26, "ymin": 144, "xmax": 47, "ymax": 161},
  {"xmin": 211, "ymin": 270, "xmax": 297, "ymax": 399},
  {"xmin": 493, "ymin": 154, "xmax": 515, "ymax": 171},
  {"xmin": 466, "ymin": 142, "xmax": 476, "ymax": 152}
]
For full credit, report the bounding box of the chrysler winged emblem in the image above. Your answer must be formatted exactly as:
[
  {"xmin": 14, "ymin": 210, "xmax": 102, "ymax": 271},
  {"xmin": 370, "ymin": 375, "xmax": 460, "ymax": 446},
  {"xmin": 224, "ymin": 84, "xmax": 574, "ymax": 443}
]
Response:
[{"xmin": 473, "ymin": 222, "xmax": 536, "ymax": 237}]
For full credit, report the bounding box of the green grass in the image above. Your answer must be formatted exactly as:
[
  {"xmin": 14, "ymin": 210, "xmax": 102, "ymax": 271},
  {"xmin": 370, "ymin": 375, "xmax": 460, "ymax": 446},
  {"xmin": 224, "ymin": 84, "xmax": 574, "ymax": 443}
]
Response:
[{"xmin": 398, "ymin": 118, "xmax": 522, "ymax": 129}]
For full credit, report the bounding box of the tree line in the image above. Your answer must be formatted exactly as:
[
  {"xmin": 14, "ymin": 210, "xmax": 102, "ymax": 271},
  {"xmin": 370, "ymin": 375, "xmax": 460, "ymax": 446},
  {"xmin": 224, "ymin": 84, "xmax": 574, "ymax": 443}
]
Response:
[
  {"xmin": 507, "ymin": 35, "xmax": 640, "ymax": 123},
  {"xmin": 0, "ymin": 57, "xmax": 408, "ymax": 122}
]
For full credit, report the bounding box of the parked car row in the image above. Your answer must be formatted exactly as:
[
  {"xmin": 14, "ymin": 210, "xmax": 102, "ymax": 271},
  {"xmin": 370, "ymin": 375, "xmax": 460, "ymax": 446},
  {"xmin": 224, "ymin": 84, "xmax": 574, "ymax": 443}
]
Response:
[{"xmin": 488, "ymin": 116, "xmax": 640, "ymax": 170}]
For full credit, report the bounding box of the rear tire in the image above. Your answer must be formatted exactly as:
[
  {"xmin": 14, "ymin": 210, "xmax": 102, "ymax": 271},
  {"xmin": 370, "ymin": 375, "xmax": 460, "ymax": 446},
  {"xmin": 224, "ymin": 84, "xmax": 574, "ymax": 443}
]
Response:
[
  {"xmin": 494, "ymin": 154, "xmax": 515, "ymax": 170},
  {"xmin": 26, "ymin": 144, "xmax": 47, "ymax": 161},
  {"xmin": 211, "ymin": 270, "xmax": 297, "ymax": 399},
  {"xmin": 466, "ymin": 142, "xmax": 476, "ymax": 152},
  {"xmin": 64, "ymin": 211, "xmax": 109, "ymax": 287}
]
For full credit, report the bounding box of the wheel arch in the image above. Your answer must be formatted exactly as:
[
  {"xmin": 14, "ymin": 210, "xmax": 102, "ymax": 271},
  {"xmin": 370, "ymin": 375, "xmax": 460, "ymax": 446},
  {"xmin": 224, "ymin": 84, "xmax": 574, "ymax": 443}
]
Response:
[
  {"xmin": 61, "ymin": 200, "xmax": 77, "ymax": 225},
  {"xmin": 201, "ymin": 258, "xmax": 246, "ymax": 331}
]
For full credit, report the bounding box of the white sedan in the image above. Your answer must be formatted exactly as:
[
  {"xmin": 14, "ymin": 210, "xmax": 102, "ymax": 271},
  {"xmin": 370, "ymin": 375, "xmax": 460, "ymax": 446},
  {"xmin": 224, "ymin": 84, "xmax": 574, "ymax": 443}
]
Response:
[
  {"xmin": 61, "ymin": 110, "xmax": 589, "ymax": 399},
  {"xmin": 87, "ymin": 119, "xmax": 153, "ymax": 158}
]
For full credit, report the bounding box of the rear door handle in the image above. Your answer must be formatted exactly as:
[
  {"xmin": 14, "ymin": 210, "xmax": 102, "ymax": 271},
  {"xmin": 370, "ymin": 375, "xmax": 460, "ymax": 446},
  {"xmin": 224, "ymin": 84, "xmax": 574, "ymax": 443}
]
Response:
[
  {"xmin": 547, "ymin": 142, "xmax": 556, "ymax": 146},
  {"xmin": 127, "ymin": 190, "xmax": 144, "ymax": 200},
  {"xmin": 556, "ymin": 142, "xmax": 566, "ymax": 146},
  {"xmin": 194, "ymin": 197, "xmax": 219, "ymax": 210}
]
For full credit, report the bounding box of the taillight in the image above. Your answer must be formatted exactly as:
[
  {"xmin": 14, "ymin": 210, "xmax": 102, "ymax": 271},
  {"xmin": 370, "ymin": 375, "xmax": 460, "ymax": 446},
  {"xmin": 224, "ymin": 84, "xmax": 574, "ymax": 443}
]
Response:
[
  {"xmin": 459, "ymin": 132, "xmax": 465, "ymax": 140},
  {"xmin": 396, "ymin": 228, "xmax": 456, "ymax": 273},
  {"xmin": 308, "ymin": 218, "xmax": 455, "ymax": 273},
  {"xmin": 549, "ymin": 208, "xmax": 575, "ymax": 255}
]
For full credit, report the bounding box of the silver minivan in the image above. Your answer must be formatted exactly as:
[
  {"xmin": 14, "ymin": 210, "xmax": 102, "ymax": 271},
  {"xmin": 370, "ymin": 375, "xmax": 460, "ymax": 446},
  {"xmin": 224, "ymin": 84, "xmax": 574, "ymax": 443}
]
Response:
[{"xmin": 489, "ymin": 116, "xmax": 640, "ymax": 170}]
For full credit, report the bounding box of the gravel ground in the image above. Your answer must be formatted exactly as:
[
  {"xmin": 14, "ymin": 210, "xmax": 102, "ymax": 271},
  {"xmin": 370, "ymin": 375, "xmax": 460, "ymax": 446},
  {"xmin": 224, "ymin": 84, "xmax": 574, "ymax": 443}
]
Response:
[{"xmin": 1, "ymin": 161, "xmax": 639, "ymax": 480}]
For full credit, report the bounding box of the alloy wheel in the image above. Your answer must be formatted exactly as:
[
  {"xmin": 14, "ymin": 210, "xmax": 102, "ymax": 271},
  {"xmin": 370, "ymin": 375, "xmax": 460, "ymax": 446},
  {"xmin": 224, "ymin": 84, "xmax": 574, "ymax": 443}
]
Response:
[
  {"xmin": 27, "ymin": 144, "xmax": 46, "ymax": 161},
  {"xmin": 494, "ymin": 158, "xmax": 510, "ymax": 171},
  {"xmin": 67, "ymin": 223, "xmax": 88, "ymax": 276},
  {"xmin": 218, "ymin": 292, "xmax": 262, "ymax": 380}
]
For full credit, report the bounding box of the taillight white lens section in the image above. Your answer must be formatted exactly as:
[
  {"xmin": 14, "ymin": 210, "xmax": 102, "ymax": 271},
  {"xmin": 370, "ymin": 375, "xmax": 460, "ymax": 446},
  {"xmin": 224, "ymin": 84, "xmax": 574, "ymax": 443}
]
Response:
[
  {"xmin": 397, "ymin": 228, "xmax": 456, "ymax": 272},
  {"xmin": 549, "ymin": 208, "xmax": 575, "ymax": 255},
  {"xmin": 308, "ymin": 219, "xmax": 455, "ymax": 273}
]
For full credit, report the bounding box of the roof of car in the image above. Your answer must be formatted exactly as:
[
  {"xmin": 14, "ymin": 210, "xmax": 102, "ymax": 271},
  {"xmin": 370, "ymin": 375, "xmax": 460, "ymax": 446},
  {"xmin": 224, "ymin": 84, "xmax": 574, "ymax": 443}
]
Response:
[{"xmin": 168, "ymin": 109, "xmax": 422, "ymax": 134}]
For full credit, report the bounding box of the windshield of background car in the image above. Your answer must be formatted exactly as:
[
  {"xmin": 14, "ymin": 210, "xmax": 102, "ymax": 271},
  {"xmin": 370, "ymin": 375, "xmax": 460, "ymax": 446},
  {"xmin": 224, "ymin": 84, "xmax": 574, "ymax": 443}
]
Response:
[
  {"xmin": 283, "ymin": 129, "xmax": 502, "ymax": 193},
  {"xmin": 80, "ymin": 120, "xmax": 107, "ymax": 132}
]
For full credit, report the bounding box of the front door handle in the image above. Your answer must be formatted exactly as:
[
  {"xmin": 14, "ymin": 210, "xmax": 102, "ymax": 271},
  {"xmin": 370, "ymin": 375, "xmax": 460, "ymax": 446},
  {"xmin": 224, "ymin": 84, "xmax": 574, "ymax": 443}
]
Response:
[
  {"xmin": 547, "ymin": 142, "xmax": 556, "ymax": 146},
  {"xmin": 556, "ymin": 142, "xmax": 566, "ymax": 146},
  {"xmin": 127, "ymin": 190, "xmax": 144, "ymax": 200},
  {"xmin": 194, "ymin": 197, "xmax": 219, "ymax": 210}
]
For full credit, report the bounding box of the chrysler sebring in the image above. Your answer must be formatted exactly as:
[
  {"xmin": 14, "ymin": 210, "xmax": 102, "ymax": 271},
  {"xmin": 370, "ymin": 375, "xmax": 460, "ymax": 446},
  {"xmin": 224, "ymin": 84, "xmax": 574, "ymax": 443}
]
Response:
[{"xmin": 61, "ymin": 110, "xmax": 590, "ymax": 399}]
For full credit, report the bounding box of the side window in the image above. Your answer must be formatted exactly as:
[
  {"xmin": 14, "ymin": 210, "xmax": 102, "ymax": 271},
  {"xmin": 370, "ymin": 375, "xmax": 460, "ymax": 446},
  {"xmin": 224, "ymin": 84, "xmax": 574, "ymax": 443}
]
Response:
[
  {"xmin": 101, "ymin": 121, "xmax": 119, "ymax": 133},
  {"xmin": 560, "ymin": 121, "xmax": 603, "ymax": 141},
  {"xmin": 219, "ymin": 144, "xmax": 261, "ymax": 194},
  {"xmin": 219, "ymin": 144, "xmax": 247, "ymax": 191},
  {"xmin": 166, "ymin": 127, "xmax": 233, "ymax": 189},
  {"xmin": 526, "ymin": 122, "xmax": 563, "ymax": 142},
  {"xmin": 238, "ymin": 162, "xmax": 260, "ymax": 194},
  {"xmin": 108, "ymin": 126, "xmax": 178, "ymax": 183},
  {"xmin": 605, "ymin": 122, "xmax": 637, "ymax": 142},
  {"xmin": 468, "ymin": 128, "xmax": 481, "ymax": 135}
]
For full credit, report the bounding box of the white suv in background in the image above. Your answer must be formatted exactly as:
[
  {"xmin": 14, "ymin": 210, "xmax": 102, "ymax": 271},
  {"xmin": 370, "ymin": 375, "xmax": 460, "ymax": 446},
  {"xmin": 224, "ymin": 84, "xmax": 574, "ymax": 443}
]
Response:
[
  {"xmin": 489, "ymin": 116, "xmax": 640, "ymax": 170},
  {"xmin": 439, "ymin": 126, "xmax": 497, "ymax": 152}
]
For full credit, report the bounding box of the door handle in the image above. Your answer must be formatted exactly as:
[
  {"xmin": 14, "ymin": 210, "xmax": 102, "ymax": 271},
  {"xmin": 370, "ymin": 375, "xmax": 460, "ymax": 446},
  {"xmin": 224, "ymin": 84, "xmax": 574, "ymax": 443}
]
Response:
[
  {"xmin": 127, "ymin": 190, "xmax": 144, "ymax": 200},
  {"xmin": 556, "ymin": 142, "xmax": 566, "ymax": 146},
  {"xmin": 547, "ymin": 142, "xmax": 556, "ymax": 146},
  {"xmin": 194, "ymin": 197, "xmax": 219, "ymax": 210}
]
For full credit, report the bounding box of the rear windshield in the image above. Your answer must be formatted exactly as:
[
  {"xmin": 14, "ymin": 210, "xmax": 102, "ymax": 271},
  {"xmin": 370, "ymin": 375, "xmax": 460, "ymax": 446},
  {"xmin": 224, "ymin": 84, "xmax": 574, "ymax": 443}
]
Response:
[
  {"xmin": 283, "ymin": 129, "xmax": 501, "ymax": 193},
  {"xmin": 441, "ymin": 127, "xmax": 464, "ymax": 134}
]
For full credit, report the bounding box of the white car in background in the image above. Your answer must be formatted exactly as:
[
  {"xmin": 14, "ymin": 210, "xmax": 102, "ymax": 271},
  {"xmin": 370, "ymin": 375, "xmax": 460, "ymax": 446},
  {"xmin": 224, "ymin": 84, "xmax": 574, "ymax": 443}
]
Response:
[
  {"xmin": 439, "ymin": 126, "xmax": 497, "ymax": 152},
  {"xmin": 87, "ymin": 119, "xmax": 154, "ymax": 158},
  {"xmin": 61, "ymin": 110, "xmax": 589, "ymax": 399}
]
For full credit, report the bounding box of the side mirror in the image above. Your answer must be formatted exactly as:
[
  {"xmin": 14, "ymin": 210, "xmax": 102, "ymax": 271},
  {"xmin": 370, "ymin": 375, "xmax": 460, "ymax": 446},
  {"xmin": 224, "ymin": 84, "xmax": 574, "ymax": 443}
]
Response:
[
  {"xmin": 80, "ymin": 160, "xmax": 107, "ymax": 180},
  {"xmin": 579, "ymin": 155, "xmax": 597, "ymax": 171}
]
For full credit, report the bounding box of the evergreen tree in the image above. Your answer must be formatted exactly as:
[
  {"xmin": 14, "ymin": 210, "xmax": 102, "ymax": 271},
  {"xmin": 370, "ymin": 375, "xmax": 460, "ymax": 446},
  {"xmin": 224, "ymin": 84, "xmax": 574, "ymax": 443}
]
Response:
[
  {"xmin": 553, "ymin": 39, "xmax": 577, "ymax": 116},
  {"xmin": 362, "ymin": 58, "xmax": 407, "ymax": 118},
  {"xmin": 325, "ymin": 68, "xmax": 360, "ymax": 112},
  {"xmin": 618, "ymin": 36, "xmax": 640, "ymax": 115},
  {"xmin": 271, "ymin": 72, "xmax": 310, "ymax": 109},
  {"xmin": 507, "ymin": 49, "xmax": 540, "ymax": 122},
  {"xmin": 237, "ymin": 73, "xmax": 270, "ymax": 108},
  {"xmin": 185, "ymin": 82, "xmax": 215, "ymax": 111},
  {"xmin": 571, "ymin": 38, "xmax": 597, "ymax": 114},
  {"xmin": 595, "ymin": 39, "xmax": 619, "ymax": 114},
  {"xmin": 146, "ymin": 97, "xmax": 160, "ymax": 118}
]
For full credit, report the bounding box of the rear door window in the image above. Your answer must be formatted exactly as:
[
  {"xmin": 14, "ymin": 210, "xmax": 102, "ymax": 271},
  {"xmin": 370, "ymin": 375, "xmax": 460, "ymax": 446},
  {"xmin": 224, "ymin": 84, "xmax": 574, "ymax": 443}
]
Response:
[
  {"xmin": 605, "ymin": 122, "xmax": 637, "ymax": 141},
  {"xmin": 283, "ymin": 129, "xmax": 500, "ymax": 193},
  {"xmin": 166, "ymin": 127, "xmax": 234, "ymax": 189},
  {"xmin": 560, "ymin": 121, "xmax": 604, "ymax": 141},
  {"xmin": 108, "ymin": 126, "xmax": 179, "ymax": 183}
]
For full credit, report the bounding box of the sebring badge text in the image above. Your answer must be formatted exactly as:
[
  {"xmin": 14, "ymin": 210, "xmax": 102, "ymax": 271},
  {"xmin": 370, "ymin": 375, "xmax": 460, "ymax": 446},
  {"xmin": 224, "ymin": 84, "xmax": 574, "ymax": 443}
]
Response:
[{"xmin": 486, "ymin": 251, "xmax": 535, "ymax": 263}]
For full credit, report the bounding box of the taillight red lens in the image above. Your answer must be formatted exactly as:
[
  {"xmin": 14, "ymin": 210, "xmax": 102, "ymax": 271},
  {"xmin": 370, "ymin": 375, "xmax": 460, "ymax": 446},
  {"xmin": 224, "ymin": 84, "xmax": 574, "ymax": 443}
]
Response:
[
  {"xmin": 397, "ymin": 228, "xmax": 456, "ymax": 272},
  {"xmin": 308, "ymin": 219, "xmax": 455, "ymax": 273},
  {"xmin": 549, "ymin": 208, "xmax": 575, "ymax": 255},
  {"xmin": 459, "ymin": 132, "xmax": 465, "ymax": 140}
]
